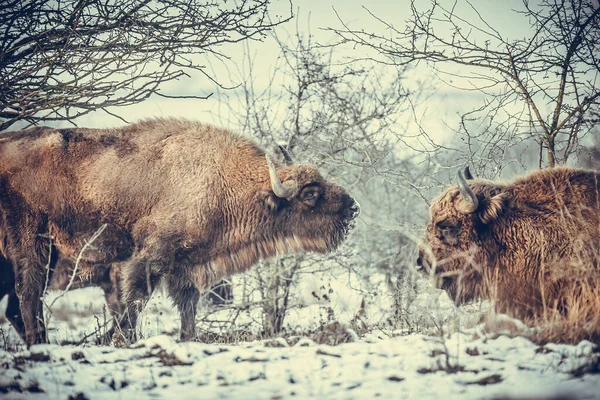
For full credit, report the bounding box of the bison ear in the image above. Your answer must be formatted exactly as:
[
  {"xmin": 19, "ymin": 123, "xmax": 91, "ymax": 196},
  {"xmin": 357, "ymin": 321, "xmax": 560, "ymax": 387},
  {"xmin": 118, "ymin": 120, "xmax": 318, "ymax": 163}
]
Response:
[
  {"xmin": 477, "ymin": 192, "xmax": 507, "ymax": 224},
  {"xmin": 257, "ymin": 191, "xmax": 285, "ymax": 213}
]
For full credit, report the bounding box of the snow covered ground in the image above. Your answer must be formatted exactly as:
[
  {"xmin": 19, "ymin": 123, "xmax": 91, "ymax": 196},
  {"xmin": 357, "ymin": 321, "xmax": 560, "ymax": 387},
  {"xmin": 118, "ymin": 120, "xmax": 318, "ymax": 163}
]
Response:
[
  {"xmin": 2, "ymin": 330, "xmax": 600, "ymax": 399},
  {"xmin": 1, "ymin": 288, "xmax": 599, "ymax": 399}
]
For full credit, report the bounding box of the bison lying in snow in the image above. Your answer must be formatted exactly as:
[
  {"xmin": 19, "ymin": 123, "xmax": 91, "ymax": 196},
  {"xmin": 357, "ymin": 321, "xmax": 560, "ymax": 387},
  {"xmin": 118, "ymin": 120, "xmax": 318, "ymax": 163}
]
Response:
[
  {"xmin": 417, "ymin": 166, "xmax": 600, "ymax": 318},
  {"xmin": 0, "ymin": 118, "xmax": 360, "ymax": 346}
]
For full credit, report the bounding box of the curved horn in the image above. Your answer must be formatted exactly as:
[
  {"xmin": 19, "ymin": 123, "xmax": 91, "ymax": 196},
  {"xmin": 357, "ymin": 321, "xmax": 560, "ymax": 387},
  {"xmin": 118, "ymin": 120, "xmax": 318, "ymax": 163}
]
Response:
[
  {"xmin": 278, "ymin": 145, "xmax": 294, "ymax": 164},
  {"xmin": 266, "ymin": 154, "xmax": 297, "ymax": 199},
  {"xmin": 457, "ymin": 169, "xmax": 479, "ymax": 213}
]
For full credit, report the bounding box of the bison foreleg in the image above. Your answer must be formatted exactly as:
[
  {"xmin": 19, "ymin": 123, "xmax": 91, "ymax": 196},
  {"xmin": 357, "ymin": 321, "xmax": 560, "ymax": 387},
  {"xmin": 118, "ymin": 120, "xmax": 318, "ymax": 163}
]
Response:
[
  {"xmin": 166, "ymin": 275, "xmax": 200, "ymax": 341},
  {"xmin": 115, "ymin": 258, "xmax": 166, "ymax": 345},
  {"xmin": 96, "ymin": 266, "xmax": 124, "ymax": 345}
]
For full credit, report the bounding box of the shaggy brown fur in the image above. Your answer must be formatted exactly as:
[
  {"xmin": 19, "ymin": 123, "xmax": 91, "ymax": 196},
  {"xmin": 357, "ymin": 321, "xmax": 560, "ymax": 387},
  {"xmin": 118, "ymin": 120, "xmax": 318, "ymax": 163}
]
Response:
[
  {"xmin": 0, "ymin": 118, "xmax": 359, "ymax": 346},
  {"xmin": 417, "ymin": 166, "xmax": 600, "ymax": 319}
]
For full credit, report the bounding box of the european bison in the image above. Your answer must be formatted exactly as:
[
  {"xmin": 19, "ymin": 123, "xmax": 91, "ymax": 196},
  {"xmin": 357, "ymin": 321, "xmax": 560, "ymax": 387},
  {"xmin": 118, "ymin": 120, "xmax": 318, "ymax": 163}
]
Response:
[
  {"xmin": 417, "ymin": 166, "xmax": 600, "ymax": 318},
  {"xmin": 0, "ymin": 118, "xmax": 360, "ymax": 346}
]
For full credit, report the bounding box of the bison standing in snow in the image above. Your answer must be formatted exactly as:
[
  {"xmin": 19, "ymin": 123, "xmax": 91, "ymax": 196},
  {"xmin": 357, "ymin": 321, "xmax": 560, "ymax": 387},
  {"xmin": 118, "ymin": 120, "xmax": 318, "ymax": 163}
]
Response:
[
  {"xmin": 417, "ymin": 166, "xmax": 600, "ymax": 319},
  {"xmin": 0, "ymin": 118, "xmax": 360, "ymax": 346}
]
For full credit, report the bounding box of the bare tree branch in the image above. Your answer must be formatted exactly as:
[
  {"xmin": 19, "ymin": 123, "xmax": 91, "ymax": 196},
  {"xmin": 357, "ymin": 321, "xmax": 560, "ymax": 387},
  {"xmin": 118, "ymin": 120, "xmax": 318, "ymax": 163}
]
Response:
[
  {"xmin": 0, "ymin": 0, "xmax": 292, "ymax": 131},
  {"xmin": 330, "ymin": 0, "xmax": 600, "ymax": 168}
]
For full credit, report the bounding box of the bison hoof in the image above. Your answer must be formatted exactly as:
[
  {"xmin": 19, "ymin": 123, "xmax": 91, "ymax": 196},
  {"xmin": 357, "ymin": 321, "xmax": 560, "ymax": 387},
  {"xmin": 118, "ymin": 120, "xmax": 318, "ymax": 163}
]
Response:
[
  {"xmin": 180, "ymin": 331, "xmax": 196, "ymax": 342},
  {"xmin": 111, "ymin": 329, "xmax": 137, "ymax": 347}
]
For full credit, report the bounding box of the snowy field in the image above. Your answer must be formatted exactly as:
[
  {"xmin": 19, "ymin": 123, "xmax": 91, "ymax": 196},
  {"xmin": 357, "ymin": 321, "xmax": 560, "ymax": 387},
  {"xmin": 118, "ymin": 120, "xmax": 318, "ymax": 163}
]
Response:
[{"xmin": 1, "ymin": 288, "xmax": 599, "ymax": 399}]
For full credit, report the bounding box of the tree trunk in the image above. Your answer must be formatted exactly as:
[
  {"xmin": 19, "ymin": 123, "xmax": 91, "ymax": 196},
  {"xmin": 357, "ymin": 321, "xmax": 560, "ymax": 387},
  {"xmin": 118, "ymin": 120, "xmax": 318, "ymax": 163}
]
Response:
[
  {"xmin": 263, "ymin": 263, "xmax": 282, "ymax": 336},
  {"xmin": 547, "ymin": 137, "xmax": 556, "ymax": 168}
]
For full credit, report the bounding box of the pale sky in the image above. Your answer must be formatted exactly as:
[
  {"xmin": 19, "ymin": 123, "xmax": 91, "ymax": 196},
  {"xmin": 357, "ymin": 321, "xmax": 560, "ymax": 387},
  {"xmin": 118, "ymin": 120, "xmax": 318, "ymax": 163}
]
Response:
[{"xmin": 53, "ymin": 0, "xmax": 537, "ymax": 151}]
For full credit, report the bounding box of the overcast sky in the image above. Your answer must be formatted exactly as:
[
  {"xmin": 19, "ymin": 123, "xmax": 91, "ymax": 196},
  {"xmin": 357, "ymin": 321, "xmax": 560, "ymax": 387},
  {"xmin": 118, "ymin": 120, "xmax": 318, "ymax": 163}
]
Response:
[{"xmin": 74, "ymin": 0, "xmax": 538, "ymax": 145}]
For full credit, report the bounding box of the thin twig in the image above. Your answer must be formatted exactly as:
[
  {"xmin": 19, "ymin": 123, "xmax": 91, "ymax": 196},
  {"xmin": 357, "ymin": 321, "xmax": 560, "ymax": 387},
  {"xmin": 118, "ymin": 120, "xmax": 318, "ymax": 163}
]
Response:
[{"xmin": 47, "ymin": 224, "xmax": 107, "ymax": 310}]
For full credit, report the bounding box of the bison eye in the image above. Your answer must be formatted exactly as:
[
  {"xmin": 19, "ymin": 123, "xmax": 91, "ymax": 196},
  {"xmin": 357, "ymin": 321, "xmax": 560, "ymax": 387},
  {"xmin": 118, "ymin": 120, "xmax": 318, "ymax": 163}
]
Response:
[
  {"xmin": 436, "ymin": 222, "xmax": 461, "ymax": 244},
  {"xmin": 300, "ymin": 184, "xmax": 321, "ymax": 206},
  {"xmin": 440, "ymin": 226, "xmax": 457, "ymax": 235},
  {"xmin": 437, "ymin": 222, "xmax": 460, "ymax": 236}
]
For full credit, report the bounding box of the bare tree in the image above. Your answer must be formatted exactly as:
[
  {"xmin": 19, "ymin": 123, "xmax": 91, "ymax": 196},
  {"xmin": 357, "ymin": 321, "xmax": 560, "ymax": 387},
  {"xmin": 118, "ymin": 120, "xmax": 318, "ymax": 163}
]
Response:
[
  {"xmin": 0, "ymin": 0, "xmax": 291, "ymax": 131},
  {"xmin": 331, "ymin": 0, "xmax": 600, "ymax": 168}
]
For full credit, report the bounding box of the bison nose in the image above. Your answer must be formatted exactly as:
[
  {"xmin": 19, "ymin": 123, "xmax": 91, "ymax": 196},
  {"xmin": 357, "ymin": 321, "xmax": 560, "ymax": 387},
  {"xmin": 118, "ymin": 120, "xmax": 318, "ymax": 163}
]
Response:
[{"xmin": 344, "ymin": 196, "xmax": 361, "ymax": 220}]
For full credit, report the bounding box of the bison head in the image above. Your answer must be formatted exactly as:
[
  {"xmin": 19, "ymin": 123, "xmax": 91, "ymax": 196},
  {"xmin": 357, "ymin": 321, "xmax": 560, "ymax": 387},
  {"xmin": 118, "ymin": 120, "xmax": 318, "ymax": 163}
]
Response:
[
  {"xmin": 257, "ymin": 154, "xmax": 360, "ymax": 255},
  {"xmin": 417, "ymin": 167, "xmax": 507, "ymax": 305}
]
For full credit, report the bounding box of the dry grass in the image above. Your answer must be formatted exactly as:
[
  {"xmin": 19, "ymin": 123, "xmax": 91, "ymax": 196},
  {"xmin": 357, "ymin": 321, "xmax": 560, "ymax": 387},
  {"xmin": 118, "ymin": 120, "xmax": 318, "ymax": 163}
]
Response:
[
  {"xmin": 190, "ymin": 321, "xmax": 361, "ymax": 346},
  {"xmin": 479, "ymin": 272, "xmax": 600, "ymax": 345},
  {"xmin": 526, "ymin": 282, "xmax": 600, "ymax": 345}
]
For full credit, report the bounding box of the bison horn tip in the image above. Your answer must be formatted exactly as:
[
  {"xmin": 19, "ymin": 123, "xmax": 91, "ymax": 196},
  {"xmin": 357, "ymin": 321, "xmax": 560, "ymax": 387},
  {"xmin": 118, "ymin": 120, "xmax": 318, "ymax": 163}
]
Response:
[
  {"xmin": 457, "ymin": 168, "xmax": 479, "ymax": 213},
  {"xmin": 278, "ymin": 145, "xmax": 294, "ymax": 164},
  {"xmin": 266, "ymin": 154, "xmax": 297, "ymax": 200},
  {"xmin": 464, "ymin": 166, "xmax": 474, "ymax": 180}
]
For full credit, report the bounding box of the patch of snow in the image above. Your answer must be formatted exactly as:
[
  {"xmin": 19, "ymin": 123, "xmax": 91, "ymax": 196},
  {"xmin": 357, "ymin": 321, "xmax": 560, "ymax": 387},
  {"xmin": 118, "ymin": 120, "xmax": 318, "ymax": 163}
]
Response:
[
  {"xmin": 1, "ymin": 282, "xmax": 599, "ymax": 399},
  {"xmin": 1, "ymin": 332, "xmax": 599, "ymax": 399}
]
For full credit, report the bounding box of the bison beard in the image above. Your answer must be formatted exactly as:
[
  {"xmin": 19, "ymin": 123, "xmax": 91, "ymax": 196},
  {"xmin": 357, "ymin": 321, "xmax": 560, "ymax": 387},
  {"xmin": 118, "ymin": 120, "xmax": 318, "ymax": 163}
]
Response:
[
  {"xmin": 418, "ymin": 166, "xmax": 600, "ymax": 319},
  {"xmin": 0, "ymin": 118, "xmax": 359, "ymax": 346}
]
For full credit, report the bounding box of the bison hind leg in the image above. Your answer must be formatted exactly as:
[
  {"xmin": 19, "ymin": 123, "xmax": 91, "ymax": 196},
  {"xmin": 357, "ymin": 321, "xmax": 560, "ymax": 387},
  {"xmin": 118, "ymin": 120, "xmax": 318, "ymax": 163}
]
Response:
[
  {"xmin": 5, "ymin": 290, "xmax": 25, "ymax": 342},
  {"xmin": 14, "ymin": 242, "xmax": 59, "ymax": 346},
  {"xmin": 0, "ymin": 259, "xmax": 23, "ymax": 341}
]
